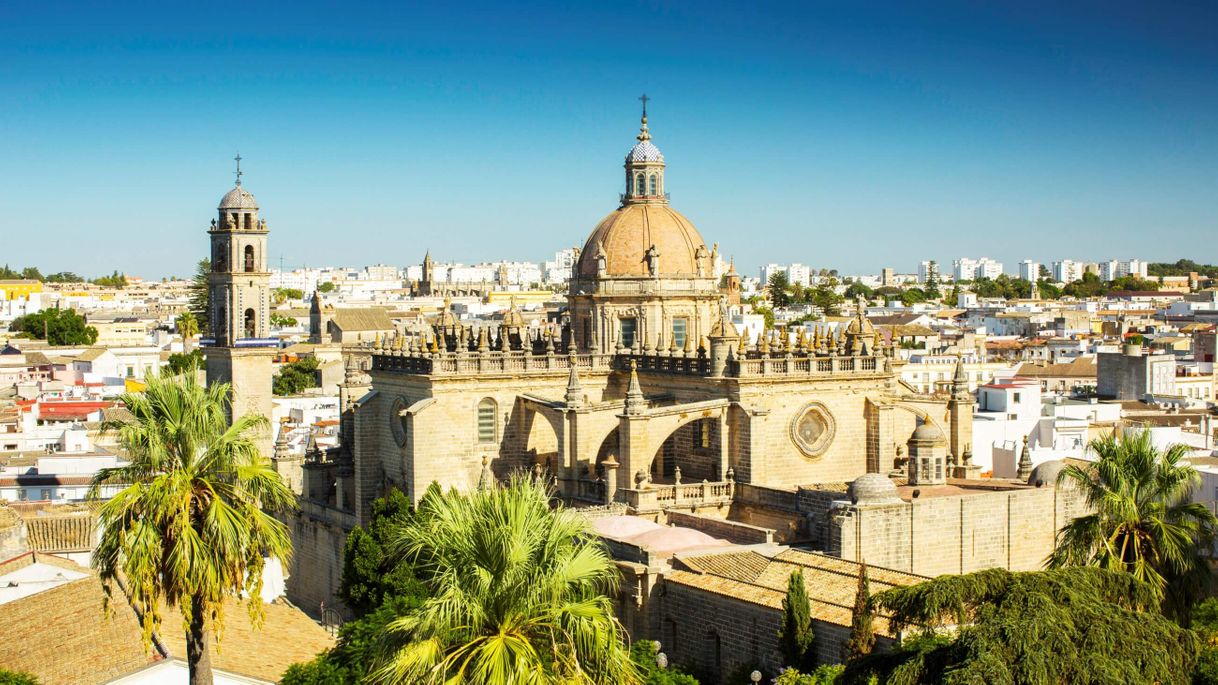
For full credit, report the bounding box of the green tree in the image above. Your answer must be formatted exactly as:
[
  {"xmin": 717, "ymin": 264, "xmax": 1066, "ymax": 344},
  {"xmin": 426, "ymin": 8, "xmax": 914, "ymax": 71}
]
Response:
[
  {"xmin": 1110, "ymin": 275, "xmax": 1161, "ymax": 292},
  {"xmin": 769, "ymin": 271, "xmax": 792, "ymax": 308},
  {"xmin": 629, "ymin": 640, "xmax": 700, "ymax": 685},
  {"xmin": 273, "ymin": 287, "xmax": 305, "ymax": 304},
  {"xmin": 11, "ymin": 308, "xmax": 98, "ymax": 346},
  {"xmin": 842, "ymin": 567, "xmax": 1200, "ymax": 685},
  {"xmin": 898, "ymin": 288, "xmax": 925, "ymax": 307},
  {"xmin": 1048, "ymin": 429, "xmax": 1217, "ymax": 620},
  {"xmin": 317, "ymin": 281, "xmax": 336, "ymax": 293},
  {"xmin": 176, "ymin": 311, "xmax": 199, "ymax": 353},
  {"xmin": 0, "ymin": 669, "xmax": 39, "ymax": 685},
  {"xmin": 1037, "ymin": 278, "xmax": 1062, "ymax": 300},
  {"xmin": 923, "ymin": 273, "xmax": 941, "ymax": 299},
  {"xmin": 1193, "ymin": 598, "xmax": 1218, "ymax": 684},
  {"xmin": 844, "ymin": 561, "xmax": 875, "ymax": 662},
  {"xmin": 165, "ymin": 349, "xmax": 204, "ymax": 376},
  {"xmin": 283, "ymin": 595, "xmax": 423, "ymax": 685},
  {"xmin": 339, "ymin": 490, "xmax": 428, "ymax": 618},
  {"xmin": 274, "ymin": 357, "xmax": 320, "ymax": 396},
  {"xmin": 189, "ymin": 259, "xmax": 211, "ymax": 336},
  {"xmin": 773, "ymin": 665, "xmax": 843, "ymax": 684},
  {"xmin": 44, "ymin": 271, "xmax": 83, "ymax": 283},
  {"xmin": 811, "ymin": 278, "xmax": 843, "ymax": 316},
  {"xmin": 88, "ymin": 373, "xmax": 295, "ymax": 685},
  {"xmin": 779, "ymin": 569, "xmax": 815, "ymax": 671},
  {"xmin": 753, "ymin": 305, "xmax": 776, "ymax": 329},
  {"xmin": 270, "ymin": 313, "xmax": 299, "ymax": 328},
  {"xmin": 92, "ymin": 270, "xmax": 128, "ymax": 287},
  {"xmin": 1063, "ymin": 271, "xmax": 1107, "ymax": 299},
  {"xmin": 372, "ymin": 475, "xmax": 639, "ymax": 684},
  {"xmin": 20, "ymin": 266, "xmax": 44, "ymax": 281},
  {"xmin": 844, "ymin": 282, "xmax": 874, "ymax": 301}
]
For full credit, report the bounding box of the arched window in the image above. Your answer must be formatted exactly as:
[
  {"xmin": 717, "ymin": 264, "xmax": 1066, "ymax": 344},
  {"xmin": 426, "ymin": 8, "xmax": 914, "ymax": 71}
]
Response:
[
  {"xmin": 635, "ymin": 174, "xmax": 645, "ymax": 195},
  {"xmin": 244, "ymin": 245, "xmax": 255, "ymax": 272},
  {"xmin": 648, "ymin": 174, "xmax": 657, "ymax": 195},
  {"xmin": 244, "ymin": 308, "xmax": 256, "ymax": 339},
  {"xmin": 477, "ymin": 398, "xmax": 497, "ymax": 443}
]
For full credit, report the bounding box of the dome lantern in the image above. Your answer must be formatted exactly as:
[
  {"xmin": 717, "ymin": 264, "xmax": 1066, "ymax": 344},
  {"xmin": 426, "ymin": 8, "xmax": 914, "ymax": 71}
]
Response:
[{"xmin": 623, "ymin": 94, "xmax": 666, "ymax": 205}]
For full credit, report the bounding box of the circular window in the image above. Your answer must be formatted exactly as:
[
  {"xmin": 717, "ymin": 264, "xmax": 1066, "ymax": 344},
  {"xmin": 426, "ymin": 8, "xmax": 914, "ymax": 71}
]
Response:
[
  {"xmin": 790, "ymin": 402, "xmax": 835, "ymax": 458},
  {"xmin": 390, "ymin": 397, "xmax": 409, "ymax": 447}
]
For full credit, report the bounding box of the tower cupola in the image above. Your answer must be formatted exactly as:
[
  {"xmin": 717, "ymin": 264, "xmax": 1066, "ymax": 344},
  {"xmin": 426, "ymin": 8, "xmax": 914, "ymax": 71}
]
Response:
[{"xmin": 623, "ymin": 94, "xmax": 666, "ymax": 205}]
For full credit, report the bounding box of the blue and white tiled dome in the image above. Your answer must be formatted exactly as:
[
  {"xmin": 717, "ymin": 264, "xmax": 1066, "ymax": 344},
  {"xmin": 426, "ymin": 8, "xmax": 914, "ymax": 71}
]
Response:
[{"xmin": 627, "ymin": 139, "xmax": 664, "ymax": 163}]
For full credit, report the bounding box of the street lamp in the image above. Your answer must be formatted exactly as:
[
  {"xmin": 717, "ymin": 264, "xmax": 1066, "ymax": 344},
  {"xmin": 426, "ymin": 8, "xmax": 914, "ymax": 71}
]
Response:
[
  {"xmin": 656, "ymin": 652, "xmax": 668, "ymax": 669},
  {"xmin": 750, "ymin": 670, "xmax": 762, "ymax": 684}
]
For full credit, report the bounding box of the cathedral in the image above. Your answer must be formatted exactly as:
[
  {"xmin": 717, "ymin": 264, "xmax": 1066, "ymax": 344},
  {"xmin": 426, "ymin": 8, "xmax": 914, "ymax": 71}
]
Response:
[
  {"xmin": 296, "ymin": 107, "xmax": 977, "ymax": 532},
  {"xmin": 208, "ymin": 112, "xmax": 1085, "ymax": 675}
]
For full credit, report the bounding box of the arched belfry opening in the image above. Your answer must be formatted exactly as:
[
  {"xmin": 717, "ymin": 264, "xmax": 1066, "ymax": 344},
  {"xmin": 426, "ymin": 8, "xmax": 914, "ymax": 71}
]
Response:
[
  {"xmin": 244, "ymin": 245, "xmax": 255, "ymax": 272},
  {"xmin": 244, "ymin": 308, "xmax": 256, "ymax": 339}
]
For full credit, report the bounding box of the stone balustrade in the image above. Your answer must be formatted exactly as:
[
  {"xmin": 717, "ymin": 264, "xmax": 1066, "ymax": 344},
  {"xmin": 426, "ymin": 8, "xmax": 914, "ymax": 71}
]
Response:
[
  {"xmin": 623, "ymin": 480, "xmax": 734, "ymax": 511},
  {"xmin": 729, "ymin": 354, "xmax": 883, "ymax": 377}
]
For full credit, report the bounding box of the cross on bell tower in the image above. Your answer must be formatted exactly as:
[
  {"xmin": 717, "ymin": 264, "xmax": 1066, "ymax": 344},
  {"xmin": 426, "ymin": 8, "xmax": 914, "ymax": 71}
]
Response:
[{"xmin": 234, "ymin": 153, "xmax": 243, "ymax": 186}]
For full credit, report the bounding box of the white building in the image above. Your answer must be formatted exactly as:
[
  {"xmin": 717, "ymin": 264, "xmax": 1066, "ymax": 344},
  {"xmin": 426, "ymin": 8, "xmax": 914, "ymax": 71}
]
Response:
[
  {"xmin": 917, "ymin": 261, "xmax": 940, "ymax": 284},
  {"xmin": 787, "ymin": 264, "xmax": 811, "ymax": 287},
  {"xmin": 1019, "ymin": 260, "xmax": 1040, "ymax": 282},
  {"xmin": 1052, "ymin": 260, "xmax": 1085, "ymax": 284},
  {"xmin": 760, "ymin": 264, "xmax": 785, "ymax": 285},
  {"xmin": 953, "ymin": 257, "xmax": 1004, "ymax": 281}
]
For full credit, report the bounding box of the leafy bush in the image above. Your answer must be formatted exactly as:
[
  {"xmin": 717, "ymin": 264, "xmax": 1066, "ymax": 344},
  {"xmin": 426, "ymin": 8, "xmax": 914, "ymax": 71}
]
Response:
[{"xmin": 630, "ymin": 639, "xmax": 700, "ymax": 685}]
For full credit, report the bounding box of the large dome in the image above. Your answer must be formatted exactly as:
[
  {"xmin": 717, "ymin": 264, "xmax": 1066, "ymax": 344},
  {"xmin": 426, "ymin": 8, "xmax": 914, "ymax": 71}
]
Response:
[
  {"xmin": 219, "ymin": 185, "xmax": 258, "ymax": 210},
  {"xmin": 576, "ymin": 203, "xmax": 709, "ymax": 279}
]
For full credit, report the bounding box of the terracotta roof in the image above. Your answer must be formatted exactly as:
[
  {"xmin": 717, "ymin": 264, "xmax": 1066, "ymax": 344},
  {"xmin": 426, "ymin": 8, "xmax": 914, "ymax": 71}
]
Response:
[
  {"xmin": 75, "ymin": 347, "xmax": 111, "ymax": 362},
  {"xmin": 675, "ymin": 550, "xmax": 770, "ymax": 582},
  {"xmin": 23, "ymin": 514, "xmax": 97, "ymax": 552},
  {"xmin": 329, "ymin": 308, "xmax": 394, "ymax": 332},
  {"xmin": 0, "ymin": 553, "xmax": 156, "ymax": 684},
  {"xmin": 1014, "ymin": 356, "xmax": 1097, "ymax": 378},
  {"xmin": 157, "ymin": 596, "xmax": 335, "ymax": 682},
  {"xmin": 668, "ymin": 548, "xmax": 927, "ymax": 637}
]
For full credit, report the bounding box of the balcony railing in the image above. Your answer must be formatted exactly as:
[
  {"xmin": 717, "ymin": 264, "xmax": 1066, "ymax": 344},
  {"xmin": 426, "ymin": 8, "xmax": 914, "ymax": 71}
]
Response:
[{"xmin": 622, "ymin": 480, "xmax": 734, "ymax": 511}]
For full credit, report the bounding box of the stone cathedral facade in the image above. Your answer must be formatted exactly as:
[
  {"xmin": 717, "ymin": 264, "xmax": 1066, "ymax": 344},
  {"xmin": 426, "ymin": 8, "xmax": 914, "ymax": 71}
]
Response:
[{"xmin": 286, "ymin": 111, "xmax": 1000, "ymax": 612}]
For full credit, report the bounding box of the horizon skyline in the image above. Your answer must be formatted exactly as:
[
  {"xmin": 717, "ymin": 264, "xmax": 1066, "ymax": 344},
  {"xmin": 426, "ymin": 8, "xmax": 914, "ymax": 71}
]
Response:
[{"xmin": 3, "ymin": 1, "xmax": 1215, "ymax": 279}]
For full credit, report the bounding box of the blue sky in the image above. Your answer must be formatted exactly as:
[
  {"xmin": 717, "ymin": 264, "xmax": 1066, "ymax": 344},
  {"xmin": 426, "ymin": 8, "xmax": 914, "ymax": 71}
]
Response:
[{"xmin": 1, "ymin": 1, "xmax": 1215, "ymax": 279}]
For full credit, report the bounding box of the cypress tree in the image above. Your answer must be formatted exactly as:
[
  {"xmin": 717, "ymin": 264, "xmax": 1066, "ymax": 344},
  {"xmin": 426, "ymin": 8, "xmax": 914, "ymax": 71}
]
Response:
[
  {"xmin": 844, "ymin": 561, "xmax": 876, "ymax": 662},
  {"xmin": 779, "ymin": 569, "xmax": 815, "ymax": 669}
]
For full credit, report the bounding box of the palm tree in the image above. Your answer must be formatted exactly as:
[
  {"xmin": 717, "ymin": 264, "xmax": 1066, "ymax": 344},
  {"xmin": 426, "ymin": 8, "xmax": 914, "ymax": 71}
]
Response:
[
  {"xmin": 89, "ymin": 372, "xmax": 295, "ymax": 685},
  {"xmin": 371, "ymin": 476, "xmax": 640, "ymax": 685},
  {"xmin": 176, "ymin": 310, "xmax": 199, "ymax": 353},
  {"xmin": 1048, "ymin": 428, "xmax": 1217, "ymax": 619}
]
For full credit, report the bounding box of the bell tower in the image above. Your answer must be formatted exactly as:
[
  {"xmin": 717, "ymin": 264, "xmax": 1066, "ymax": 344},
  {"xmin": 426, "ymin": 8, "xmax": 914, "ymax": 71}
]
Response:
[{"xmin": 203, "ymin": 155, "xmax": 276, "ymax": 456}]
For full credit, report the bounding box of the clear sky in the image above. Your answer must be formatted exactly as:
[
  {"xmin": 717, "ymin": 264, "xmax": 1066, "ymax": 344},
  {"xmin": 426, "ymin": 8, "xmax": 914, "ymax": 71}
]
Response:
[{"xmin": 1, "ymin": 1, "xmax": 1215, "ymax": 279}]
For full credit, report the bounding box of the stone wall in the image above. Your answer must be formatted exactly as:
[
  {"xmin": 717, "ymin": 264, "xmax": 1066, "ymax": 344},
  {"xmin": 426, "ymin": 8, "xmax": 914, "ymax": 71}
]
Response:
[
  {"xmin": 286, "ymin": 506, "xmax": 352, "ymax": 617},
  {"xmin": 831, "ymin": 483, "xmax": 1087, "ymax": 576},
  {"xmin": 664, "ymin": 510, "xmax": 773, "ymax": 545},
  {"xmin": 654, "ymin": 571, "xmax": 885, "ymax": 683}
]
